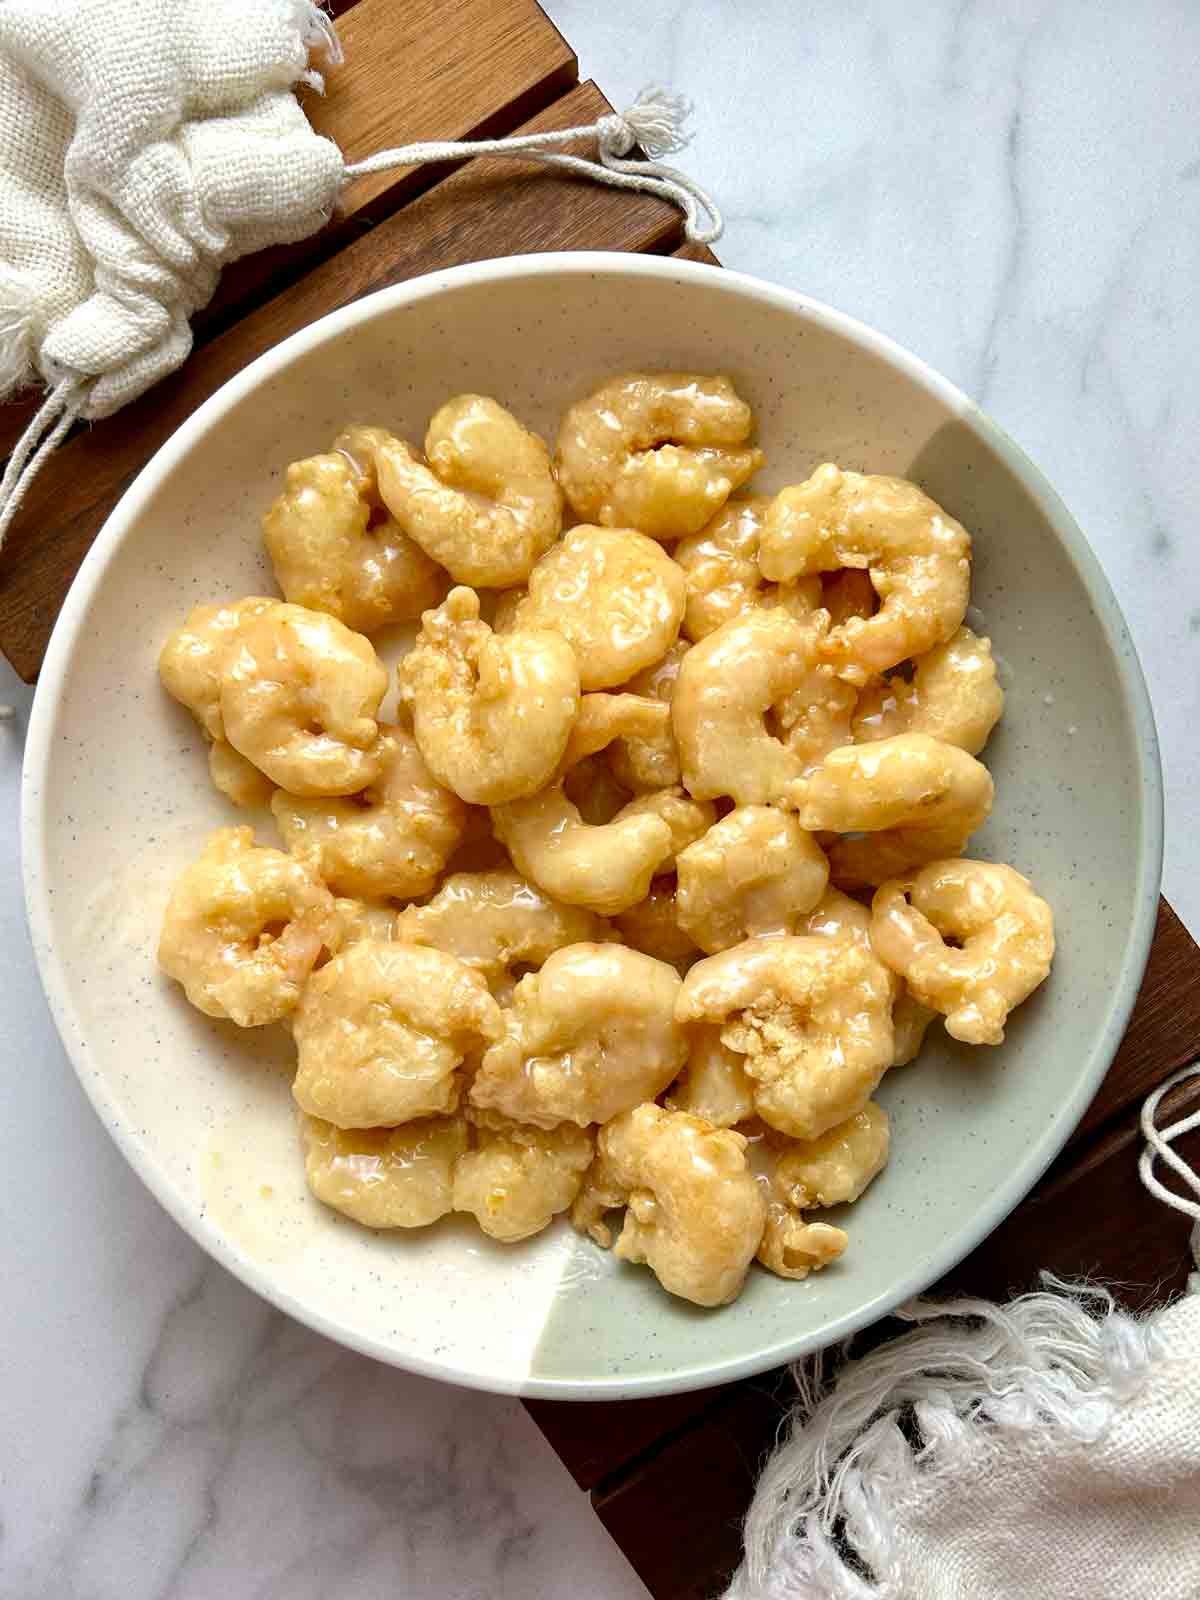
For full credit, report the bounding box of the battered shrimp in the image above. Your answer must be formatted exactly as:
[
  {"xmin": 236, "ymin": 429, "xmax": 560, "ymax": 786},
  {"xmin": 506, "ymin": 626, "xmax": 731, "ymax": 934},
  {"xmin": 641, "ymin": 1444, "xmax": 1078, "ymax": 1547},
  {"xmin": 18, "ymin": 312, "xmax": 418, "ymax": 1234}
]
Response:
[
  {"xmin": 557, "ymin": 693, "xmax": 673, "ymax": 777},
  {"xmin": 395, "ymin": 866, "xmax": 610, "ymax": 995},
  {"xmin": 470, "ymin": 944, "xmax": 687, "ymax": 1128},
  {"xmin": 262, "ymin": 433, "xmax": 446, "ymax": 634},
  {"xmin": 675, "ymin": 806, "xmax": 830, "ymax": 954},
  {"xmin": 292, "ymin": 941, "xmax": 502, "ymax": 1127},
  {"xmin": 756, "ymin": 1204, "xmax": 848, "ymax": 1281},
  {"xmin": 325, "ymin": 896, "xmax": 400, "ymax": 952},
  {"xmin": 271, "ymin": 724, "xmax": 467, "ymax": 901},
  {"xmin": 852, "ymin": 626, "xmax": 1004, "ymax": 755},
  {"xmin": 871, "ymin": 860, "xmax": 1054, "ymax": 1045},
  {"xmin": 207, "ymin": 740, "xmax": 275, "ymax": 808},
  {"xmin": 301, "ymin": 1113, "xmax": 468, "ymax": 1228},
  {"xmin": 571, "ymin": 1104, "xmax": 766, "ymax": 1307},
  {"xmin": 892, "ymin": 988, "xmax": 938, "ymax": 1066},
  {"xmin": 787, "ymin": 733, "xmax": 995, "ymax": 887},
  {"xmin": 158, "ymin": 826, "xmax": 334, "ymax": 1026},
  {"xmin": 613, "ymin": 878, "xmax": 700, "ymax": 971},
  {"xmin": 760, "ymin": 465, "xmax": 972, "ymax": 685},
  {"xmin": 672, "ymin": 607, "xmax": 829, "ymax": 803},
  {"xmin": 373, "ymin": 396, "xmax": 562, "ymax": 588},
  {"xmin": 556, "ymin": 372, "xmax": 764, "ymax": 541},
  {"xmin": 773, "ymin": 657, "xmax": 861, "ymax": 776},
  {"xmin": 767, "ymin": 1102, "xmax": 891, "ymax": 1210},
  {"xmin": 664, "ymin": 1025, "xmax": 756, "ymax": 1126},
  {"xmin": 613, "ymin": 788, "xmax": 716, "ymax": 868},
  {"xmin": 220, "ymin": 603, "xmax": 388, "ymax": 797},
  {"xmin": 743, "ymin": 1132, "xmax": 851, "ymax": 1280},
  {"xmin": 398, "ymin": 586, "xmax": 580, "ymax": 804},
  {"xmin": 452, "ymin": 1112, "xmax": 594, "ymax": 1243},
  {"xmin": 609, "ymin": 641, "xmax": 688, "ymax": 792},
  {"xmin": 491, "ymin": 785, "xmax": 675, "ymax": 916},
  {"xmin": 676, "ymin": 935, "xmax": 895, "ymax": 1141},
  {"xmin": 673, "ymin": 496, "xmax": 821, "ymax": 640},
  {"xmin": 159, "ymin": 597, "xmax": 279, "ymax": 741},
  {"xmin": 509, "ymin": 525, "xmax": 686, "ymax": 690}
]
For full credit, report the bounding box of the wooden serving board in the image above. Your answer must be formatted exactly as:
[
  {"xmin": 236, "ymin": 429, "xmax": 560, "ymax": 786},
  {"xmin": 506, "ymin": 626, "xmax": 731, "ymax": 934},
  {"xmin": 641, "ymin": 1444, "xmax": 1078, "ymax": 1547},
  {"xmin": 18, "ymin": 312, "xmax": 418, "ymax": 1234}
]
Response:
[{"xmin": 3, "ymin": 7, "xmax": 1196, "ymax": 1597}]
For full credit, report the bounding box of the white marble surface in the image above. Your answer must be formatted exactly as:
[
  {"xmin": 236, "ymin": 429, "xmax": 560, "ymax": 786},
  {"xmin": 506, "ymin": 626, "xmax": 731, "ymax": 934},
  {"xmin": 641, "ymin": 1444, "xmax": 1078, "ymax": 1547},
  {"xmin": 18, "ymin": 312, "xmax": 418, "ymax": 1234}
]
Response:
[{"xmin": 4, "ymin": 2, "xmax": 1200, "ymax": 1594}]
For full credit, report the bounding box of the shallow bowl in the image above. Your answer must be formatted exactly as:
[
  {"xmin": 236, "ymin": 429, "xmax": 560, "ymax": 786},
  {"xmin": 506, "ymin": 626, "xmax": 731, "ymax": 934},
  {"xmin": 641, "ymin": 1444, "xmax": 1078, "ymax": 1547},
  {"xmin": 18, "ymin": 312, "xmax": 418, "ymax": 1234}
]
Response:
[{"xmin": 23, "ymin": 254, "xmax": 1162, "ymax": 1397}]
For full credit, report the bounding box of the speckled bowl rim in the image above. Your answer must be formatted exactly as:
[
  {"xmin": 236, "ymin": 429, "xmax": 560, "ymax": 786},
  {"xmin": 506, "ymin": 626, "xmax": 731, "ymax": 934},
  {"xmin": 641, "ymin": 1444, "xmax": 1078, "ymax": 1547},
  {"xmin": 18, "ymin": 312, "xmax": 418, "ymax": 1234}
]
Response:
[{"xmin": 23, "ymin": 253, "xmax": 1163, "ymax": 1399}]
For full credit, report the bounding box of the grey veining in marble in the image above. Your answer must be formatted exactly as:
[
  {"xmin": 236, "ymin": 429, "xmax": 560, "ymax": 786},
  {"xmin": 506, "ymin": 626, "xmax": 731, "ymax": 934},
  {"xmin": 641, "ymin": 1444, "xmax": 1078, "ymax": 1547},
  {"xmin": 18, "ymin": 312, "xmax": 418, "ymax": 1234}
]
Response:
[{"xmin": 4, "ymin": 3, "xmax": 1199, "ymax": 1594}]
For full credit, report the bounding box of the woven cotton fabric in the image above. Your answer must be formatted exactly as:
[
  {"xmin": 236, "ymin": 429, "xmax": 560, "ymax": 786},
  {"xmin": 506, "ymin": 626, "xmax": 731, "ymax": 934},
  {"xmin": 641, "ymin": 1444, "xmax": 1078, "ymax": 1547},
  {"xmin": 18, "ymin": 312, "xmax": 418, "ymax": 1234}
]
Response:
[
  {"xmin": 0, "ymin": 0, "xmax": 343, "ymax": 418},
  {"xmin": 728, "ymin": 1284, "xmax": 1200, "ymax": 1600}
]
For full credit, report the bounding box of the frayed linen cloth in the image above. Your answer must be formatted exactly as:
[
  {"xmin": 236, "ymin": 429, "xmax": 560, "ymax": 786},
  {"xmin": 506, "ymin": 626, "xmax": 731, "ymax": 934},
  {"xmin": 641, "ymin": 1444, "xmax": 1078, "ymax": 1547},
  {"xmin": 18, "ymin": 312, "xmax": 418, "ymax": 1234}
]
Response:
[
  {"xmin": 726, "ymin": 1062, "xmax": 1200, "ymax": 1600},
  {"xmin": 0, "ymin": 0, "xmax": 717, "ymax": 542}
]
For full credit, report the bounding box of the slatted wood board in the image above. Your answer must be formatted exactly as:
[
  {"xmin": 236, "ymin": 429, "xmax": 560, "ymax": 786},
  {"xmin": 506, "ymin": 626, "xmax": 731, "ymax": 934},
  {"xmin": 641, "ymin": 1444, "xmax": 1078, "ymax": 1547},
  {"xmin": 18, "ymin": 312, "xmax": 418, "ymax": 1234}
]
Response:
[{"xmin": 3, "ymin": 7, "xmax": 1196, "ymax": 1598}]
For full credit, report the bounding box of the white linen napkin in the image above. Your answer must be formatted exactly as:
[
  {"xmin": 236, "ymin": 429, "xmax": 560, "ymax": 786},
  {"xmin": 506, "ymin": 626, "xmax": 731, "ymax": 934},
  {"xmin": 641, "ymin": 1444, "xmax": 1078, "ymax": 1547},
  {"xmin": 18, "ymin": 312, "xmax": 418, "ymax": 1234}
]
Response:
[{"xmin": 727, "ymin": 1063, "xmax": 1200, "ymax": 1600}]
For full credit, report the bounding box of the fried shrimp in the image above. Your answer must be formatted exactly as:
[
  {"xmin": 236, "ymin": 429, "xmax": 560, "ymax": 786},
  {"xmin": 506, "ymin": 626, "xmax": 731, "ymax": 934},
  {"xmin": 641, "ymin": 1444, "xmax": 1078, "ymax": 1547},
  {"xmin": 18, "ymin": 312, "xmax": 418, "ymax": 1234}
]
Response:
[
  {"xmin": 263, "ymin": 433, "xmax": 446, "ymax": 633},
  {"xmin": 556, "ymin": 373, "xmax": 764, "ymax": 540},
  {"xmin": 373, "ymin": 396, "xmax": 562, "ymax": 588},
  {"xmin": 158, "ymin": 826, "xmax": 334, "ymax": 1026},
  {"xmin": 398, "ymin": 586, "xmax": 580, "ymax": 804},
  {"xmin": 871, "ymin": 860, "xmax": 1054, "ymax": 1045},
  {"xmin": 760, "ymin": 465, "xmax": 971, "ymax": 685}
]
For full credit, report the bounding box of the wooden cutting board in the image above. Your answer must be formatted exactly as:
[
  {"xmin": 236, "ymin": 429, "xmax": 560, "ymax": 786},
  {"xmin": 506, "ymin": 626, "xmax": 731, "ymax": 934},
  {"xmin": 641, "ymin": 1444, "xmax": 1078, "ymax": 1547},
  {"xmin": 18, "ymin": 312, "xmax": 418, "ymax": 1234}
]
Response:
[{"xmin": 3, "ymin": 7, "xmax": 1196, "ymax": 1596}]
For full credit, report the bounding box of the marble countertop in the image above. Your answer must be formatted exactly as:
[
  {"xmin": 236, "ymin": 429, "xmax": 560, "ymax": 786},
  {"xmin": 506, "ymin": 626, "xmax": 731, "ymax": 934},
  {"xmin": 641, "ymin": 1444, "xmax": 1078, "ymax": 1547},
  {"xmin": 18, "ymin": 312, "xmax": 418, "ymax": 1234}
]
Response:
[{"xmin": 4, "ymin": 3, "xmax": 1198, "ymax": 1594}]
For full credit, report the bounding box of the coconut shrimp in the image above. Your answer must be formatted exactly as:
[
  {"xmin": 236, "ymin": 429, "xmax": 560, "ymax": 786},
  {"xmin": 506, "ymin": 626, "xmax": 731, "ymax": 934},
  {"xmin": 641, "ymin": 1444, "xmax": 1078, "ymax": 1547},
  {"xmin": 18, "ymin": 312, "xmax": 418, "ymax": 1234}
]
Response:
[
  {"xmin": 159, "ymin": 597, "xmax": 280, "ymax": 742},
  {"xmin": 395, "ymin": 866, "xmax": 610, "ymax": 996},
  {"xmin": 852, "ymin": 626, "xmax": 1004, "ymax": 755},
  {"xmin": 371, "ymin": 396, "xmax": 562, "ymax": 588},
  {"xmin": 262, "ymin": 432, "xmax": 446, "ymax": 634},
  {"xmin": 470, "ymin": 944, "xmax": 687, "ymax": 1128},
  {"xmin": 571, "ymin": 1104, "xmax": 766, "ymax": 1306},
  {"xmin": 158, "ymin": 826, "xmax": 334, "ymax": 1026},
  {"xmin": 556, "ymin": 373, "xmax": 765, "ymax": 541},
  {"xmin": 672, "ymin": 607, "xmax": 829, "ymax": 804},
  {"xmin": 271, "ymin": 723, "xmax": 467, "ymax": 901},
  {"xmin": 759, "ymin": 465, "xmax": 972, "ymax": 685},
  {"xmin": 787, "ymin": 733, "xmax": 995, "ymax": 887},
  {"xmin": 676, "ymin": 935, "xmax": 895, "ymax": 1141},
  {"xmin": 509, "ymin": 524, "xmax": 686, "ymax": 691},
  {"xmin": 398, "ymin": 586, "xmax": 580, "ymax": 805},
  {"xmin": 292, "ymin": 941, "xmax": 502, "ymax": 1127},
  {"xmin": 673, "ymin": 496, "xmax": 822, "ymax": 641},
  {"xmin": 219, "ymin": 603, "xmax": 388, "ymax": 797},
  {"xmin": 871, "ymin": 860, "xmax": 1054, "ymax": 1045}
]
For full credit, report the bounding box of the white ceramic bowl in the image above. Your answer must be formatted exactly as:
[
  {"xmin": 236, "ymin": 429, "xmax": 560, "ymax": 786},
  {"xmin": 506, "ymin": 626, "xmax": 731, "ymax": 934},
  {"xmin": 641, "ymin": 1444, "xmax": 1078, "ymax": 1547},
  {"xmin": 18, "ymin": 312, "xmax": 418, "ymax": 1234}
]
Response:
[{"xmin": 23, "ymin": 255, "xmax": 1162, "ymax": 1398}]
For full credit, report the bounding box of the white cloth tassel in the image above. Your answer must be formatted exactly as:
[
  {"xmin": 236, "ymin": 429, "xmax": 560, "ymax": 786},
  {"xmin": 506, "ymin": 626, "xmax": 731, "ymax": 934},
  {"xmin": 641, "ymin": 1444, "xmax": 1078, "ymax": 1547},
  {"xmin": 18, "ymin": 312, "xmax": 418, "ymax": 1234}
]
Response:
[
  {"xmin": 726, "ymin": 1061, "xmax": 1200, "ymax": 1600},
  {"xmin": 342, "ymin": 84, "xmax": 723, "ymax": 246},
  {"xmin": 0, "ymin": 378, "xmax": 85, "ymax": 547}
]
